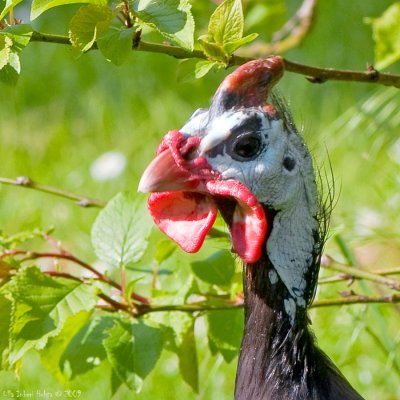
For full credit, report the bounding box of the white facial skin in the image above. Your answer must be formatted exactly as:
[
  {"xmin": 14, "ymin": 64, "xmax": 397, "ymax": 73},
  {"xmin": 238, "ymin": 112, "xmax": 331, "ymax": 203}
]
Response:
[{"xmin": 181, "ymin": 107, "xmax": 320, "ymax": 317}]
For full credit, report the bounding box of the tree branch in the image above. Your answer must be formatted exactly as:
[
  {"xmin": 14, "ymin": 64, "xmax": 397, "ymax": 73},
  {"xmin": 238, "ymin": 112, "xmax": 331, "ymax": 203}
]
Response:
[
  {"xmin": 311, "ymin": 293, "xmax": 400, "ymax": 308},
  {"xmin": 0, "ymin": 176, "xmax": 105, "ymax": 208},
  {"xmin": 1, "ymin": 249, "xmax": 150, "ymax": 305},
  {"xmin": 321, "ymin": 259, "xmax": 400, "ymax": 291},
  {"xmin": 29, "ymin": 31, "xmax": 400, "ymax": 88}
]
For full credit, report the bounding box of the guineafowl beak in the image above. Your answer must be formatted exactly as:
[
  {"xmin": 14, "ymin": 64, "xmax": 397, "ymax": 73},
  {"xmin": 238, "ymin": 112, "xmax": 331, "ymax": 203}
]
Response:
[
  {"xmin": 138, "ymin": 57, "xmax": 287, "ymax": 263},
  {"xmin": 138, "ymin": 129, "xmax": 266, "ymax": 264}
]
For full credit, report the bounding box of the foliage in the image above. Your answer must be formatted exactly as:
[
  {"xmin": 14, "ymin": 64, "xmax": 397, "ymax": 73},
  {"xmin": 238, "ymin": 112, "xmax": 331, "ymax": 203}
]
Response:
[{"xmin": 0, "ymin": 0, "xmax": 400, "ymax": 399}]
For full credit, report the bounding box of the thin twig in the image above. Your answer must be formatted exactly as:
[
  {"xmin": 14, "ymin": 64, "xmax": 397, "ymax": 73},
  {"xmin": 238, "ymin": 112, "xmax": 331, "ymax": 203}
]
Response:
[
  {"xmin": 311, "ymin": 294, "xmax": 400, "ymax": 308},
  {"xmin": 1, "ymin": 249, "xmax": 150, "ymax": 305},
  {"xmin": 319, "ymin": 266, "xmax": 400, "ymax": 285},
  {"xmin": 322, "ymin": 261, "xmax": 400, "ymax": 291},
  {"xmin": 98, "ymin": 293, "xmax": 136, "ymax": 316},
  {"xmin": 134, "ymin": 293, "xmax": 400, "ymax": 316},
  {"xmin": 29, "ymin": 32, "xmax": 400, "ymax": 88},
  {"xmin": 0, "ymin": 176, "xmax": 105, "ymax": 208},
  {"xmin": 136, "ymin": 302, "xmax": 244, "ymax": 316}
]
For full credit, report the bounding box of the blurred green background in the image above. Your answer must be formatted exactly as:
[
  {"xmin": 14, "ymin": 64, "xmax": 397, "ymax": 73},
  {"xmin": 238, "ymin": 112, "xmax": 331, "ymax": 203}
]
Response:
[{"xmin": 1, "ymin": 1, "xmax": 400, "ymax": 399}]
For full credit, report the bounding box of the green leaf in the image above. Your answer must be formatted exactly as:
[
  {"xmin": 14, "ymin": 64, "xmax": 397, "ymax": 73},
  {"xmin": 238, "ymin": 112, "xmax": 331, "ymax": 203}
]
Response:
[
  {"xmin": 69, "ymin": 5, "xmax": 113, "ymax": 52},
  {"xmin": 0, "ymin": 61, "xmax": 19, "ymax": 85},
  {"xmin": 97, "ymin": 27, "xmax": 135, "ymax": 66},
  {"xmin": 0, "ymin": 295, "xmax": 11, "ymax": 368},
  {"xmin": 103, "ymin": 318, "xmax": 165, "ymax": 391},
  {"xmin": 177, "ymin": 59, "xmax": 219, "ymax": 83},
  {"xmin": 155, "ymin": 239, "xmax": 177, "ymax": 264},
  {"xmin": 60, "ymin": 314, "xmax": 115, "ymax": 379},
  {"xmin": 0, "ymin": 266, "xmax": 98, "ymax": 365},
  {"xmin": 223, "ymin": 32, "xmax": 258, "ymax": 55},
  {"xmin": 366, "ymin": 3, "xmax": 400, "ymax": 69},
  {"xmin": 91, "ymin": 192, "xmax": 152, "ymax": 269},
  {"xmin": 40, "ymin": 311, "xmax": 92, "ymax": 381},
  {"xmin": 0, "ymin": 34, "xmax": 12, "ymax": 70},
  {"xmin": 198, "ymin": 37, "xmax": 228, "ymax": 61},
  {"xmin": 31, "ymin": 0, "xmax": 107, "ymax": 20},
  {"xmin": 0, "ymin": 24, "xmax": 32, "ymax": 85},
  {"xmin": 2, "ymin": 25, "xmax": 33, "ymax": 51},
  {"xmin": 191, "ymin": 250, "xmax": 235, "ymax": 287},
  {"xmin": 176, "ymin": 315, "xmax": 198, "ymax": 392},
  {"xmin": 208, "ymin": 0, "xmax": 244, "ymax": 45},
  {"xmin": 0, "ymin": 0, "xmax": 23, "ymax": 20},
  {"xmin": 207, "ymin": 309, "xmax": 243, "ymax": 362},
  {"xmin": 133, "ymin": 0, "xmax": 195, "ymax": 51}
]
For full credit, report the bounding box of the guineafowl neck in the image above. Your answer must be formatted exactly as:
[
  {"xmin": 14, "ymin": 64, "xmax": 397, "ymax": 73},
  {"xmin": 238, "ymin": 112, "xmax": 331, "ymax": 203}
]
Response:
[
  {"xmin": 234, "ymin": 228, "xmax": 365, "ymax": 400},
  {"xmin": 234, "ymin": 255, "xmax": 311, "ymax": 400}
]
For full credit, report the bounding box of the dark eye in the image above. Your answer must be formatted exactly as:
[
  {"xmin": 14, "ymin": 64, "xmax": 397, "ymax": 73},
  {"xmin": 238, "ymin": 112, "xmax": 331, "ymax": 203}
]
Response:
[{"xmin": 232, "ymin": 134, "xmax": 262, "ymax": 160}]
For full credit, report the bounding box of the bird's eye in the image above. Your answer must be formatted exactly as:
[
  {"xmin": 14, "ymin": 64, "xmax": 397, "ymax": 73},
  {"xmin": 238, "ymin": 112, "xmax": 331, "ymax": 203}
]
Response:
[{"xmin": 232, "ymin": 134, "xmax": 262, "ymax": 160}]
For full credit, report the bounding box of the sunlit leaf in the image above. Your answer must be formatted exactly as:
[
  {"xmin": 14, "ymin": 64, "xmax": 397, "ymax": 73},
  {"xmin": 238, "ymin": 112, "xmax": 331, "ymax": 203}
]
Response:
[
  {"xmin": 366, "ymin": 3, "xmax": 400, "ymax": 69},
  {"xmin": 69, "ymin": 4, "xmax": 113, "ymax": 52},
  {"xmin": 91, "ymin": 192, "xmax": 152, "ymax": 269},
  {"xmin": 31, "ymin": 0, "xmax": 107, "ymax": 20},
  {"xmin": 133, "ymin": 0, "xmax": 195, "ymax": 50},
  {"xmin": 0, "ymin": 34, "xmax": 12, "ymax": 70},
  {"xmin": 198, "ymin": 37, "xmax": 227, "ymax": 61},
  {"xmin": 0, "ymin": 25, "xmax": 31, "ymax": 86},
  {"xmin": 103, "ymin": 318, "xmax": 165, "ymax": 391},
  {"xmin": 177, "ymin": 59, "xmax": 219, "ymax": 83},
  {"xmin": 0, "ymin": 267, "xmax": 98, "ymax": 365},
  {"xmin": 223, "ymin": 32, "xmax": 258, "ymax": 54},
  {"xmin": 155, "ymin": 239, "xmax": 177, "ymax": 264},
  {"xmin": 208, "ymin": 0, "xmax": 244, "ymax": 44},
  {"xmin": 0, "ymin": 0, "xmax": 23, "ymax": 20}
]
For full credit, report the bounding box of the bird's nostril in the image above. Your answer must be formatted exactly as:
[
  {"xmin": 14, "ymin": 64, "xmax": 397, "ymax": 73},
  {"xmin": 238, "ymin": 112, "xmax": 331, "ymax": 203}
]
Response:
[{"xmin": 179, "ymin": 136, "xmax": 201, "ymax": 161}]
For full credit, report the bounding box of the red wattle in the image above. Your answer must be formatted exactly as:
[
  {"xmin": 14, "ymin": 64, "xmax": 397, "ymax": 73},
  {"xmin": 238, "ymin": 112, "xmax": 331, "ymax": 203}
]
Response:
[{"xmin": 148, "ymin": 191, "xmax": 217, "ymax": 253}]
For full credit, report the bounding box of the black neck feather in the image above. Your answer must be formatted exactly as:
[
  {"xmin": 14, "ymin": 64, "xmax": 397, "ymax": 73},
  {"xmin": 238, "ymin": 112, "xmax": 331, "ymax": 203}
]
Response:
[{"xmin": 231, "ymin": 212, "xmax": 364, "ymax": 400}]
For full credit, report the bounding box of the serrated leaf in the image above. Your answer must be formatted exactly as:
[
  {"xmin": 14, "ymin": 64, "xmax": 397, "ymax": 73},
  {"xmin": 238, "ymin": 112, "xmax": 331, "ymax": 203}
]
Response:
[
  {"xmin": 40, "ymin": 311, "xmax": 92, "ymax": 381},
  {"xmin": 207, "ymin": 309, "xmax": 243, "ymax": 362},
  {"xmin": 208, "ymin": 0, "xmax": 244, "ymax": 45},
  {"xmin": 2, "ymin": 25, "xmax": 33, "ymax": 51},
  {"xmin": 133, "ymin": 0, "xmax": 195, "ymax": 51},
  {"xmin": 31, "ymin": 0, "xmax": 106, "ymax": 20},
  {"xmin": 97, "ymin": 27, "xmax": 135, "ymax": 66},
  {"xmin": 191, "ymin": 250, "xmax": 235, "ymax": 287},
  {"xmin": 0, "ymin": 34, "xmax": 12, "ymax": 70},
  {"xmin": 69, "ymin": 5, "xmax": 113, "ymax": 52},
  {"xmin": 103, "ymin": 318, "xmax": 165, "ymax": 391},
  {"xmin": 366, "ymin": 3, "xmax": 400, "ymax": 69},
  {"xmin": 0, "ymin": 266, "xmax": 98, "ymax": 365},
  {"xmin": 91, "ymin": 192, "xmax": 152, "ymax": 269},
  {"xmin": 223, "ymin": 32, "xmax": 258, "ymax": 54},
  {"xmin": 198, "ymin": 37, "xmax": 228, "ymax": 61},
  {"xmin": 177, "ymin": 59, "xmax": 219, "ymax": 83},
  {"xmin": 0, "ymin": 0, "xmax": 23, "ymax": 20}
]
